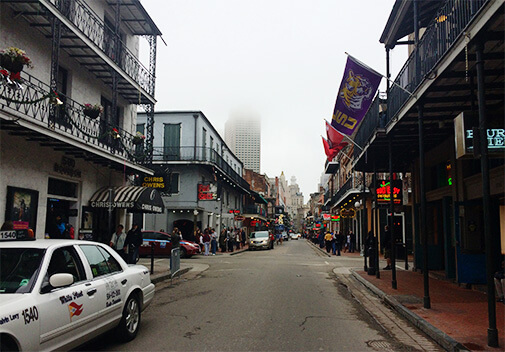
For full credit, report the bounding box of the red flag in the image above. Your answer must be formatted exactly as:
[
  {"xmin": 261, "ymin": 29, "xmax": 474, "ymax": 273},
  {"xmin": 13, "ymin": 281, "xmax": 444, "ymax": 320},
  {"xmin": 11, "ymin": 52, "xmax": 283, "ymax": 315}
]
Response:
[
  {"xmin": 322, "ymin": 136, "xmax": 339, "ymax": 161},
  {"xmin": 325, "ymin": 120, "xmax": 347, "ymax": 149}
]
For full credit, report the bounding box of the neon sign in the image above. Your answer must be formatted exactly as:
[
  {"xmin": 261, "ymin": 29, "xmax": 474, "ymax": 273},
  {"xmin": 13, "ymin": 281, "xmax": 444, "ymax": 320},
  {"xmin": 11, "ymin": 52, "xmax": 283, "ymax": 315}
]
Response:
[{"xmin": 376, "ymin": 180, "xmax": 402, "ymax": 204}]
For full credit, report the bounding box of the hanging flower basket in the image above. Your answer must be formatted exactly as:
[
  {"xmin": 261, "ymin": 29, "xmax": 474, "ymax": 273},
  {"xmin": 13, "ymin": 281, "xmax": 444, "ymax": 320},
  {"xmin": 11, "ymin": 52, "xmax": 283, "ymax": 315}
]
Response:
[
  {"xmin": 0, "ymin": 47, "xmax": 33, "ymax": 74},
  {"xmin": 83, "ymin": 103, "xmax": 103, "ymax": 119},
  {"xmin": 132, "ymin": 131, "xmax": 145, "ymax": 145}
]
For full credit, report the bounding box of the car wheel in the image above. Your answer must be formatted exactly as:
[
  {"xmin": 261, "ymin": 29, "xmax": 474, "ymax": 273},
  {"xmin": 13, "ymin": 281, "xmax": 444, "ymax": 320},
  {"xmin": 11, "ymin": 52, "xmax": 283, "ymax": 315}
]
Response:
[
  {"xmin": 118, "ymin": 294, "xmax": 141, "ymax": 341},
  {"xmin": 0, "ymin": 335, "xmax": 18, "ymax": 352},
  {"xmin": 180, "ymin": 247, "xmax": 187, "ymax": 258}
]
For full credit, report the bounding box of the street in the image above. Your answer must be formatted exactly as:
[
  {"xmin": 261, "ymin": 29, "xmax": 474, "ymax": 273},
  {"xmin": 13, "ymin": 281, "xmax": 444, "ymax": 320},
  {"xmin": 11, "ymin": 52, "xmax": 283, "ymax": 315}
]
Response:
[{"xmin": 80, "ymin": 240, "xmax": 425, "ymax": 351}]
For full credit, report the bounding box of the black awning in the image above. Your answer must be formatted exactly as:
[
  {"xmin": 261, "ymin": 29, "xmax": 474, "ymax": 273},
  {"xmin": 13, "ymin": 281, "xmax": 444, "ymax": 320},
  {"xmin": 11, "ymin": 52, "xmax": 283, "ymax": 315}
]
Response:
[{"xmin": 89, "ymin": 186, "xmax": 164, "ymax": 214}]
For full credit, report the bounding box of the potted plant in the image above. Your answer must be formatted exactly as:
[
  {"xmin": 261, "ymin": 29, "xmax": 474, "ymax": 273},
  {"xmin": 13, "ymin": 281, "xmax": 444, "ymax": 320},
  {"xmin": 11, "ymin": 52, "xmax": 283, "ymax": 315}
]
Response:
[
  {"xmin": 0, "ymin": 47, "xmax": 33, "ymax": 73},
  {"xmin": 133, "ymin": 131, "xmax": 145, "ymax": 145},
  {"xmin": 110, "ymin": 128, "xmax": 120, "ymax": 139},
  {"xmin": 83, "ymin": 103, "xmax": 103, "ymax": 119}
]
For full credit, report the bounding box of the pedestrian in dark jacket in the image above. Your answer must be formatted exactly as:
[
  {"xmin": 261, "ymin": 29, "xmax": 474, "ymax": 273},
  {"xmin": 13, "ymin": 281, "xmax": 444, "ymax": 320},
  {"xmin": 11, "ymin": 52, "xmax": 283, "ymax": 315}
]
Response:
[
  {"xmin": 336, "ymin": 232, "xmax": 344, "ymax": 256},
  {"xmin": 349, "ymin": 230, "xmax": 356, "ymax": 253},
  {"xmin": 125, "ymin": 223, "xmax": 142, "ymax": 264}
]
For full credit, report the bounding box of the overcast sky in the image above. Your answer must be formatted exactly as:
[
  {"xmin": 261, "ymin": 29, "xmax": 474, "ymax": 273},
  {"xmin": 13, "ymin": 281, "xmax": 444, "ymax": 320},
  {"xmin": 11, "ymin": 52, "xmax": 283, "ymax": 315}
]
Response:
[{"xmin": 140, "ymin": 0, "xmax": 408, "ymax": 202}]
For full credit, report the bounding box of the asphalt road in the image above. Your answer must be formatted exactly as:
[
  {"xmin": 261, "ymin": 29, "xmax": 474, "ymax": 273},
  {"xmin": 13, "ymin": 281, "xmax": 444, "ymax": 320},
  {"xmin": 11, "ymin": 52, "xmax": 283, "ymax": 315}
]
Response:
[{"xmin": 81, "ymin": 240, "xmax": 413, "ymax": 351}]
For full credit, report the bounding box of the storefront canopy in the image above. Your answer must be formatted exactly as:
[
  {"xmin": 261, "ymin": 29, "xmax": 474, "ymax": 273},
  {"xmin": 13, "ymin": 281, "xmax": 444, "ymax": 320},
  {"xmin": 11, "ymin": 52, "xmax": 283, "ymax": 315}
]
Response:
[{"xmin": 89, "ymin": 186, "xmax": 164, "ymax": 214}]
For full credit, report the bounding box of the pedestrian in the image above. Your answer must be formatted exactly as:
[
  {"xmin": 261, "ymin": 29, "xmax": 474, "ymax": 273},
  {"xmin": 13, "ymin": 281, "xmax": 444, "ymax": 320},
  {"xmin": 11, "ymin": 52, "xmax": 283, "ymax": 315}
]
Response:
[
  {"xmin": 324, "ymin": 231, "xmax": 333, "ymax": 253},
  {"xmin": 336, "ymin": 231, "xmax": 343, "ymax": 256},
  {"xmin": 210, "ymin": 228, "xmax": 218, "ymax": 255},
  {"xmin": 124, "ymin": 223, "xmax": 143, "ymax": 264},
  {"xmin": 494, "ymin": 261, "xmax": 505, "ymax": 303},
  {"xmin": 203, "ymin": 228, "xmax": 211, "ymax": 256},
  {"xmin": 235, "ymin": 229, "xmax": 241, "ymax": 250},
  {"xmin": 219, "ymin": 228, "xmax": 227, "ymax": 252},
  {"xmin": 171, "ymin": 227, "xmax": 181, "ymax": 249},
  {"xmin": 349, "ymin": 230, "xmax": 356, "ymax": 253},
  {"xmin": 331, "ymin": 232, "xmax": 337, "ymax": 255},
  {"xmin": 241, "ymin": 229, "xmax": 246, "ymax": 248},
  {"xmin": 227, "ymin": 229, "xmax": 235, "ymax": 252},
  {"xmin": 382, "ymin": 225, "xmax": 392, "ymax": 270},
  {"xmin": 344, "ymin": 232, "xmax": 350, "ymax": 253},
  {"xmin": 109, "ymin": 224, "xmax": 126, "ymax": 261}
]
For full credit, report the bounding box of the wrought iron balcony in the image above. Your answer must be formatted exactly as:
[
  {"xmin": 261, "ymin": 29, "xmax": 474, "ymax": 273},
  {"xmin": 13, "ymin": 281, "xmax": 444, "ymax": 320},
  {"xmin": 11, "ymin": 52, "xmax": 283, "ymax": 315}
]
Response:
[
  {"xmin": 152, "ymin": 146, "xmax": 250, "ymax": 190},
  {"xmin": 4, "ymin": 0, "xmax": 155, "ymax": 103},
  {"xmin": 387, "ymin": 0, "xmax": 487, "ymax": 126},
  {"xmin": 243, "ymin": 205, "xmax": 267, "ymax": 217},
  {"xmin": 354, "ymin": 0, "xmax": 487, "ymax": 156},
  {"xmin": 332, "ymin": 172, "xmax": 364, "ymax": 207},
  {"xmin": 0, "ymin": 72, "xmax": 144, "ymax": 164},
  {"xmin": 50, "ymin": 0, "xmax": 155, "ymax": 97}
]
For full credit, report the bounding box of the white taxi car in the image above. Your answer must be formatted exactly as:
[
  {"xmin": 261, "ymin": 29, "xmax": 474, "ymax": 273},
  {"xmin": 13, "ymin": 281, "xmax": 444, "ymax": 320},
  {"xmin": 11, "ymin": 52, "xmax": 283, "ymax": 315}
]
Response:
[{"xmin": 0, "ymin": 230, "xmax": 155, "ymax": 351}]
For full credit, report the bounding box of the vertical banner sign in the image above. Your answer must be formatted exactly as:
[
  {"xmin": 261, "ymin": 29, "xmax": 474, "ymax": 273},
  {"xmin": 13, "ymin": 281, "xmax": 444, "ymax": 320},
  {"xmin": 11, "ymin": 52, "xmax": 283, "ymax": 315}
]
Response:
[
  {"xmin": 198, "ymin": 183, "xmax": 217, "ymax": 200},
  {"xmin": 402, "ymin": 177, "xmax": 409, "ymax": 205},
  {"xmin": 332, "ymin": 56, "xmax": 382, "ymax": 136}
]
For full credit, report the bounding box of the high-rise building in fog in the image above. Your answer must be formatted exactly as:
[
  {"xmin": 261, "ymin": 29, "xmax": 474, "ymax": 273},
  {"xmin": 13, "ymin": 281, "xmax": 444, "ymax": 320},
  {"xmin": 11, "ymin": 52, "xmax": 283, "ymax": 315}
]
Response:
[{"xmin": 225, "ymin": 115, "xmax": 261, "ymax": 173}]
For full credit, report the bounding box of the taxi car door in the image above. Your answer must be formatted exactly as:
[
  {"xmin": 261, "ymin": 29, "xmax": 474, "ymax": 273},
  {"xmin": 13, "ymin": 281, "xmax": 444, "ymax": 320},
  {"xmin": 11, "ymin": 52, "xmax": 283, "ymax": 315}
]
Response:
[
  {"xmin": 78, "ymin": 245, "xmax": 129, "ymax": 327},
  {"xmin": 38, "ymin": 246, "xmax": 99, "ymax": 350}
]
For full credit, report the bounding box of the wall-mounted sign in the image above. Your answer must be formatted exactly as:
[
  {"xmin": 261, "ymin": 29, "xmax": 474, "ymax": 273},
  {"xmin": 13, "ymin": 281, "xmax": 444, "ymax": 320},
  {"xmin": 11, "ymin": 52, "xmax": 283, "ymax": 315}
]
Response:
[
  {"xmin": 142, "ymin": 176, "xmax": 165, "ymax": 190},
  {"xmin": 228, "ymin": 209, "xmax": 240, "ymax": 214},
  {"xmin": 340, "ymin": 208, "xmax": 356, "ymax": 218},
  {"xmin": 331, "ymin": 215, "xmax": 340, "ymax": 222},
  {"xmin": 198, "ymin": 183, "xmax": 217, "ymax": 200},
  {"xmin": 234, "ymin": 216, "xmax": 245, "ymax": 221},
  {"xmin": 54, "ymin": 156, "xmax": 81, "ymax": 178},
  {"xmin": 250, "ymin": 220, "xmax": 260, "ymax": 226},
  {"xmin": 454, "ymin": 112, "xmax": 505, "ymax": 158},
  {"xmin": 322, "ymin": 213, "xmax": 331, "ymax": 221},
  {"xmin": 376, "ymin": 180, "xmax": 402, "ymax": 205}
]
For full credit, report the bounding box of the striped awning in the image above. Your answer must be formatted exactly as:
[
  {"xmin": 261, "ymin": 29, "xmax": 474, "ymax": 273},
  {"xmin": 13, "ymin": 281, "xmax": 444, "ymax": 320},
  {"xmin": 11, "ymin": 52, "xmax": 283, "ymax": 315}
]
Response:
[{"xmin": 89, "ymin": 186, "xmax": 164, "ymax": 214}]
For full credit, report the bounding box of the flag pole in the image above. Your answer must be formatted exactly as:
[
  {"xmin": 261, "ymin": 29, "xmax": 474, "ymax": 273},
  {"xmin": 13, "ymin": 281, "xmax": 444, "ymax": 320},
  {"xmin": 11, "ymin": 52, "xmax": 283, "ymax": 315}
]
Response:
[{"xmin": 344, "ymin": 52, "xmax": 416, "ymax": 98}]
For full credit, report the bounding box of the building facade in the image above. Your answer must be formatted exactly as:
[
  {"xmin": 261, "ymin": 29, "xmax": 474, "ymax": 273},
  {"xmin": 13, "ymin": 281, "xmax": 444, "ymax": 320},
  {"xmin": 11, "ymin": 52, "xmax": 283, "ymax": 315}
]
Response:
[
  {"xmin": 137, "ymin": 111, "xmax": 251, "ymax": 240},
  {"xmin": 0, "ymin": 0, "xmax": 161, "ymax": 242}
]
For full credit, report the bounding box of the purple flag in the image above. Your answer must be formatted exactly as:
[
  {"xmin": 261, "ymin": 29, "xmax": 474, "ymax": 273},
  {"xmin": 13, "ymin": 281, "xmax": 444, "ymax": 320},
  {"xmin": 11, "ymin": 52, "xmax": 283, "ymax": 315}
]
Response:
[{"xmin": 331, "ymin": 55, "xmax": 382, "ymax": 136}]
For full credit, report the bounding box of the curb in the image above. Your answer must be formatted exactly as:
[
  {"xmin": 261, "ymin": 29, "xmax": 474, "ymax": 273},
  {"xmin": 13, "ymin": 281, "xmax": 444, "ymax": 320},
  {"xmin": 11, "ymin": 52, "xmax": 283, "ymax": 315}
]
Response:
[
  {"xmin": 151, "ymin": 267, "xmax": 192, "ymax": 285},
  {"xmin": 306, "ymin": 240, "xmax": 331, "ymax": 257},
  {"xmin": 350, "ymin": 269, "xmax": 469, "ymax": 352}
]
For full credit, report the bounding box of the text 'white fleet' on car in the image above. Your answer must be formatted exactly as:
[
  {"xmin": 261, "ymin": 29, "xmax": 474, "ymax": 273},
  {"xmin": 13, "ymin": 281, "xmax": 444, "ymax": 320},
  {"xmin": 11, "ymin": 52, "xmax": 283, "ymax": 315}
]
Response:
[{"xmin": 0, "ymin": 229, "xmax": 155, "ymax": 351}]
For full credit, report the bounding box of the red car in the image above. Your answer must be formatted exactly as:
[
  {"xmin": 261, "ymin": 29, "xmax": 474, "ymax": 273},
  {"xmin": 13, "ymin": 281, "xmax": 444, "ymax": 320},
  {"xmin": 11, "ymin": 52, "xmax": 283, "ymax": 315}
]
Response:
[{"xmin": 139, "ymin": 231, "xmax": 201, "ymax": 258}]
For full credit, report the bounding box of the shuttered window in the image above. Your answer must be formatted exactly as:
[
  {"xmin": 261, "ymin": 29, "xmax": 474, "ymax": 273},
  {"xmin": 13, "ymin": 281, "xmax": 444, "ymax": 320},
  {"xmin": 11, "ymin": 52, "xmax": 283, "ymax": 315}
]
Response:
[{"xmin": 164, "ymin": 124, "xmax": 181, "ymax": 160}]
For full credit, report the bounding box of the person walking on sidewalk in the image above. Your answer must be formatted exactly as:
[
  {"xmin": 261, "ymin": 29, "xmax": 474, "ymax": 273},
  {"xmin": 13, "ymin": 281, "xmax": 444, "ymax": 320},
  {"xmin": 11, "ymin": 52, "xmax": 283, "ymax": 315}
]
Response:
[
  {"xmin": 335, "ymin": 231, "xmax": 343, "ymax": 256},
  {"xmin": 219, "ymin": 228, "xmax": 227, "ymax": 252},
  {"xmin": 495, "ymin": 260, "xmax": 505, "ymax": 303},
  {"xmin": 171, "ymin": 227, "xmax": 181, "ymax": 249},
  {"xmin": 344, "ymin": 232, "xmax": 350, "ymax": 253},
  {"xmin": 324, "ymin": 232, "xmax": 333, "ymax": 253},
  {"xmin": 331, "ymin": 232, "xmax": 337, "ymax": 255},
  {"xmin": 382, "ymin": 225, "xmax": 392, "ymax": 270},
  {"xmin": 124, "ymin": 223, "xmax": 142, "ymax": 264},
  {"xmin": 109, "ymin": 224, "xmax": 126, "ymax": 261},
  {"xmin": 202, "ymin": 229, "xmax": 211, "ymax": 256},
  {"xmin": 349, "ymin": 230, "xmax": 356, "ymax": 253},
  {"xmin": 210, "ymin": 228, "xmax": 218, "ymax": 255}
]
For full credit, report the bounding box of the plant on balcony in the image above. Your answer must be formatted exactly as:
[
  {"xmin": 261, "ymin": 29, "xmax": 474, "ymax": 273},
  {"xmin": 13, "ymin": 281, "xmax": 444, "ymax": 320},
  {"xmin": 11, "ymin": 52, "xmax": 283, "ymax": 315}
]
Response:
[
  {"xmin": 83, "ymin": 103, "xmax": 103, "ymax": 119},
  {"xmin": 0, "ymin": 47, "xmax": 33, "ymax": 73},
  {"xmin": 132, "ymin": 131, "xmax": 145, "ymax": 145}
]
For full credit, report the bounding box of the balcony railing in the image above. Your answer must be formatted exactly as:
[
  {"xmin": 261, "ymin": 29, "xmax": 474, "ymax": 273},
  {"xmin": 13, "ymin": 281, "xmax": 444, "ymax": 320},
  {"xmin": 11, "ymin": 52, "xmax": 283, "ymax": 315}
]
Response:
[
  {"xmin": 243, "ymin": 205, "xmax": 267, "ymax": 217},
  {"xmin": 387, "ymin": 0, "xmax": 487, "ymax": 126},
  {"xmin": 48, "ymin": 0, "xmax": 154, "ymax": 96},
  {"xmin": 0, "ymin": 72, "xmax": 143, "ymax": 163},
  {"xmin": 152, "ymin": 146, "xmax": 250, "ymax": 190},
  {"xmin": 332, "ymin": 172, "xmax": 363, "ymax": 205}
]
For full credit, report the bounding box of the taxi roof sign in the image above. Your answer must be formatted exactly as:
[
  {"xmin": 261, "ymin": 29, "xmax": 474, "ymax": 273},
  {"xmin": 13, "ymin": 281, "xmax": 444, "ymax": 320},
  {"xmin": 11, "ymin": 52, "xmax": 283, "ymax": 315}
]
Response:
[{"xmin": 0, "ymin": 229, "xmax": 35, "ymax": 241}]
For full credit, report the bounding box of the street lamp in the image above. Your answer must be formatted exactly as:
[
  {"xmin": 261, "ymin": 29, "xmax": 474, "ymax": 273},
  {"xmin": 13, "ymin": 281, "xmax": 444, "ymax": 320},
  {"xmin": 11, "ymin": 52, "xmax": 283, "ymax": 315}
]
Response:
[{"xmin": 193, "ymin": 209, "xmax": 199, "ymax": 239}]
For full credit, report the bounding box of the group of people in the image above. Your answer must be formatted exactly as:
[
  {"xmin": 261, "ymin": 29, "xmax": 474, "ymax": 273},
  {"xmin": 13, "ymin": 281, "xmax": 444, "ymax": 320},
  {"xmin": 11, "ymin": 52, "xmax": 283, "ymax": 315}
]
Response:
[
  {"xmin": 218, "ymin": 227, "xmax": 246, "ymax": 253},
  {"xmin": 195, "ymin": 227, "xmax": 218, "ymax": 256},
  {"xmin": 109, "ymin": 223, "xmax": 143, "ymax": 264},
  {"xmin": 321, "ymin": 230, "xmax": 355, "ymax": 256}
]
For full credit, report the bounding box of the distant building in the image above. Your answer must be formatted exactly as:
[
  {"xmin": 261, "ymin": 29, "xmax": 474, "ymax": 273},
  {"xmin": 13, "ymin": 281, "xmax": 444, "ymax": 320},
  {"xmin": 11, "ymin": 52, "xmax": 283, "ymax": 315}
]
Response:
[{"xmin": 225, "ymin": 116, "xmax": 261, "ymax": 173}]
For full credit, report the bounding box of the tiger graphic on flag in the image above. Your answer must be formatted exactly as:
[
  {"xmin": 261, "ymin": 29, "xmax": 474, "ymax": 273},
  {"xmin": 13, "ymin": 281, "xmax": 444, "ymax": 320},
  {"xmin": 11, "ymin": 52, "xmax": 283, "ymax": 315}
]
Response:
[{"xmin": 339, "ymin": 70, "xmax": 373, "ymax": 111}]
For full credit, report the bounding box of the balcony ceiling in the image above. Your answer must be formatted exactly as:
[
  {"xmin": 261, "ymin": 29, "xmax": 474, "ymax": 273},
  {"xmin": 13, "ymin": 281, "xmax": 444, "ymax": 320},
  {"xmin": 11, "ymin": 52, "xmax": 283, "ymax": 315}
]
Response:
[
  {"xmin": 380, "ymin": 0, "xmax": 445, "ymax": 47},
  {"xmin": 356, "ymin": 9, "xmax": 504, "ymax": 173},
  {"xmin": 106, "ymin": 0, "xmax": 162, "ymax": 36}
]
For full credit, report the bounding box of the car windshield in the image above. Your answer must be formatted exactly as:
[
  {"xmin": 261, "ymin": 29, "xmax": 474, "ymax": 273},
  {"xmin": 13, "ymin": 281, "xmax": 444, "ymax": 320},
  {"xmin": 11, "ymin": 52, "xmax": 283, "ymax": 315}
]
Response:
[
  {"xmin": 0, "ymin": 248, "xmax": 44, "ymax": 293},
  {"xmin": 250, "ymin": 232, "xmax": 268, "ymax": 238}
]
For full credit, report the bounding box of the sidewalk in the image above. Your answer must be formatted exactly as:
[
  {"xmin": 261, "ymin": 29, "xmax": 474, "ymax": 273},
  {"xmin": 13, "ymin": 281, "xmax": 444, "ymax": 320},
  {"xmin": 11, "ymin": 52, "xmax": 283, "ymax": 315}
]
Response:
[{"xmin": 309, "ymin": 240, "xmax": 505, "ymax": 351}]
